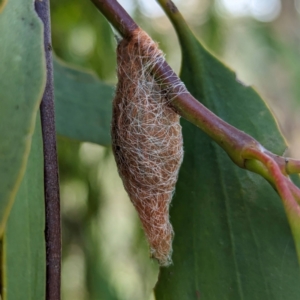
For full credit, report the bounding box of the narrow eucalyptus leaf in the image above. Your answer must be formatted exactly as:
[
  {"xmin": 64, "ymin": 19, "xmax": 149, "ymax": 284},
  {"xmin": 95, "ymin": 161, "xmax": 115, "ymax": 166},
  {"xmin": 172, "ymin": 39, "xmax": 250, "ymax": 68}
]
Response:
[
  {"xmin": 0, "ymin": 0, "xmax": 46, "ymax": 233},
  {"xmin": 155, "ymin": 8, "xmax": 300, "ymax": 300},
  {"xmin": 3, "ymin": 115, "xmax": 45, "ymax": 300}
]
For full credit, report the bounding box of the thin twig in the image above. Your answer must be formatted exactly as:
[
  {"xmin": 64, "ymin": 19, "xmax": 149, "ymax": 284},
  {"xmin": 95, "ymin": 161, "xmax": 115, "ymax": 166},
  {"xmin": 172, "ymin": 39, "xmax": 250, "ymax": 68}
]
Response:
[
  {"xmin": 90, "ymin": 0, "xmax": 256, "ymax": 166},
  {"xmin": 90, "ymin": 0, "xmax": 300, "ymax": 176},
  {"xmin": 35, "ymin": 1, "xmax": 61, "ymax": 299}
]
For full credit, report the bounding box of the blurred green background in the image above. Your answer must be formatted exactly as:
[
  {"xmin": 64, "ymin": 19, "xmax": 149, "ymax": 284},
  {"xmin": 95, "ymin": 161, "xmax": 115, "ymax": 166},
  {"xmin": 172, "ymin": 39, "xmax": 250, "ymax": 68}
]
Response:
[{"xmin": 50, "ymin": 0, "xmax": 300, "ymax": 299}]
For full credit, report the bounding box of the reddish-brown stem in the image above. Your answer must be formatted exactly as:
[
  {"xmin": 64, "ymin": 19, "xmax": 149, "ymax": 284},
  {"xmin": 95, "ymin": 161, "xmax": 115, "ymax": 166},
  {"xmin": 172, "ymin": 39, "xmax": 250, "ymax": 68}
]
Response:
[
  {"xmin": 90, "ymin": 0, "xmax": 300, "ymax": 177},
  {"xmin": 91, "ymin": 0, "xmax": 261, "ymax": 168},
  {"xmin": 156, "ymin": 0, "xmax": 300, "ymax": 170},
  {"xmin": 245, "ymin": 148, "xmax": 298, "ymax": 211},
  {"xmin": 245, "ymin": 149, "xmax": 300, "ymax": 207}
]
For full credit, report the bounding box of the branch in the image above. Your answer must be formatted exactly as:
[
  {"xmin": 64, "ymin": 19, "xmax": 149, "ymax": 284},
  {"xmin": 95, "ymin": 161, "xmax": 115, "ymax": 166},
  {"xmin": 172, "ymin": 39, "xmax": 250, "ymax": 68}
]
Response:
[
  {"xmin": 35, "ymin": 1, "xmax": 61, "ymax": 299},
  {"xmin": 91, "ymin": 0, "xmax": 300, "ymax": 178}
]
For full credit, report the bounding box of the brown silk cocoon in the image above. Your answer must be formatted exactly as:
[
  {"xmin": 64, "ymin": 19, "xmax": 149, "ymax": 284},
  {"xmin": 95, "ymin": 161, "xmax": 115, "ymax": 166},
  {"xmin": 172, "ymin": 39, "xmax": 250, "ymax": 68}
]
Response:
[{"xmin": 112, "ymin": 29, "xmax": 184, "ymax": 266}]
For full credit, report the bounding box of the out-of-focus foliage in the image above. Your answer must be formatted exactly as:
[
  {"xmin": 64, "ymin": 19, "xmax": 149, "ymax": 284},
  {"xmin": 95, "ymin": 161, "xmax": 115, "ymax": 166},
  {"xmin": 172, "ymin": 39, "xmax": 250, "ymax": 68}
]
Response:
[
  {"xmin": 57, "ymin": 138, "xmax": 158, "ymax": 300},
  {"xmin": 51, "ymin": 0, "xmax": 116, "ymax": 81},
  {"xmin": 50, "ymin": 0, "xmax": 300, "ymax": 299},
  {"xmin": 54, "ymin": 57, "xmax": 114, "ymax": 146}
]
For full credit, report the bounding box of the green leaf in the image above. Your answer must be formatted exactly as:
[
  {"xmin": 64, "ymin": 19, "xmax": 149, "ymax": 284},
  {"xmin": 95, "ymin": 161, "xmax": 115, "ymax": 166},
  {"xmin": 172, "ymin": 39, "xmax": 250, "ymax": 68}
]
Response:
[
  {"xmin": 83, "ymin": 220, "xmax": 120, "ymax": 300},
  {"xmin": 54, "ymin": 57, "xmax": 114, "ymax": 146},
  {"xmin": 2, "ymin": 114, "xmax": 45, "ymax": 300},
  {"xmin": 57, "ymin": 138, "xmax": 121, "ymax": 300},
  {"xmin": 0, "ymin": 0, "xmax": 46, "ymax": 233},
  {"xmin": 155, "ymin": 7, "xmax": 300, "ymax": 300}
]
